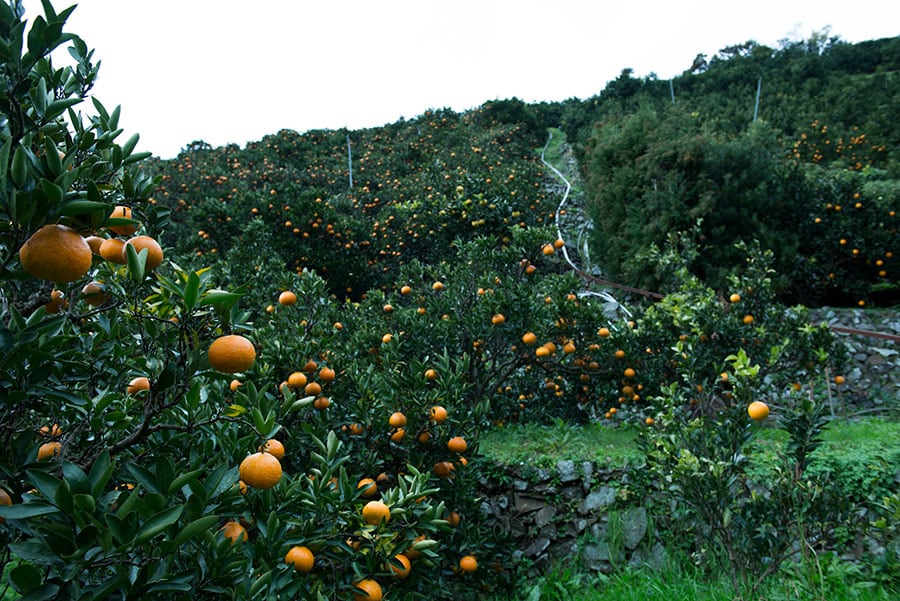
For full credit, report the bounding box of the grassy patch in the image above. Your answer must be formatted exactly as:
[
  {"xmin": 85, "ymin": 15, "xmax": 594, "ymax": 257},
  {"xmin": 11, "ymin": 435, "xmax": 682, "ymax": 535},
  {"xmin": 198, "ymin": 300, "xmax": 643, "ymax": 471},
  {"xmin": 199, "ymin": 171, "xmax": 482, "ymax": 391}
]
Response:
[
  {"xmin": 481, "ymin": 416, "xmax": 900, "ymax": 472},
  {"xmin": 480, "ymin": 420, "xmax": 644, "ymax": 468},
  {"xmin": 495, "ymin": 560, "xmax": 898, "ymax": 601}
]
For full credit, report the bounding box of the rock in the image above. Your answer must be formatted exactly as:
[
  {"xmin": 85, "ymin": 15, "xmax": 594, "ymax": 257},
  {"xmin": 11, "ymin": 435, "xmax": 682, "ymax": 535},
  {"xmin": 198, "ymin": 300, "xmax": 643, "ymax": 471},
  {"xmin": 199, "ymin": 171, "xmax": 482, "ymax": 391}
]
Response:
[
  {"xmin": 579, "ymin": 486, "xmax": 617, "ymax": 514},
  {"xmin": 514, "ymin": 493, "xmax": 545, "ymax": 514},
  {"xmin": 514, "ymin": 479, "xmax": 528, "ymax": 491},
  {"xmin": 621, "ymin": 507, "xmax": 648, "ymax": 550},
  {"xmin": 524, "ymin": 537, "xmax": 551, "ymax": 558},
  {"xmin": 533, "ymin": 506, "xmax": 557, "ymax": 529},
  {"xmin": 557, "ymin": 459, "xmax": 578, "ymax": 482}
]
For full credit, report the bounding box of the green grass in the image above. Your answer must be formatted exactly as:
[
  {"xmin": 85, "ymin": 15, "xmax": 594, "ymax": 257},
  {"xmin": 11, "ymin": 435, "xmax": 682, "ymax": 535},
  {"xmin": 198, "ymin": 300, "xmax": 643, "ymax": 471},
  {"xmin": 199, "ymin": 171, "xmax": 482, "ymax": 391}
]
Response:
[
  {"xmin": 480, "ymin": 416, "xmax": 900, "ymax": 469},
  {"xmin": 480, "ymin": 420, "xmax": 644, "ymax": 469},
  {"xmin": 493, "ymin": 561, "xmax": 898, "ymax": 601}
]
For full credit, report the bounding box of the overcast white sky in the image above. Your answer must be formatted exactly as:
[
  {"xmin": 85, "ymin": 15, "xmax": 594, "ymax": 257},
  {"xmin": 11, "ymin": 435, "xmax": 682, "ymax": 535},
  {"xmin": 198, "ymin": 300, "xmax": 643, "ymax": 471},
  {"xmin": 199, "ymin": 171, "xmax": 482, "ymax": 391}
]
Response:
[{"xmin": 20, "ymin": 0, "xmax": 900, "ymax": 159}]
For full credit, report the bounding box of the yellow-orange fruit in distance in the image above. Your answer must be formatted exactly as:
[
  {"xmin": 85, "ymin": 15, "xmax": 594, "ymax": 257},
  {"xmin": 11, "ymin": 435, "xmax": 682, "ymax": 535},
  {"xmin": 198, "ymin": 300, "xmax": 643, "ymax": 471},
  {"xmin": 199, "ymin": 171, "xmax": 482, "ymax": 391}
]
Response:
[
  {"xmin": 278, "ymin": 290, "xmax": 297, "ymax": 306},
  {"xmin": 19, "ymin": 224, "xmax": 93, "ymax": 282},
  {"xmin": 108, "ymin": 205, "xmax": 138, "ymax": 236},
  {"xmin": 0, "ymin": 487, "xmax": 11, "ymax": 523},
  {"xmin": 37, "ymin": 441, "xmax": 61, "ymax": 461},
  {"xmin": 123, "ymin": 235, "xmax": 164, "ymax": 271},
  {"xmin": 352, "ymin": 579, "xmax": 383, "ymax": 601},
  {"xmin": 447, "ymin": 436, "xmax": 467, "ymax": 454},
  {"xmin": 459, "ymin": 555, "xmax": 478, "ymax": 573},
  {"xmin": 84, "ymin": 235, "xmax": 105, "ymax": 255},
  {"xmin": 362, "ymin": 500, "xmax": 391, "ymax": 525},
  {"xmin": 747, "ymin": 401, "xmax": 769, "ymax": 421},
  {"xmin": 99, "ymin": 237, "xmax": 128, "ymax": 264},
  {"xmin": 238, "ymin": 452, "xmax": 282, "ymax": 489},
  {"xmin": 284, "ymin": 545, "xmax": 315, "ymax": 573},
  {"xmin": 221, "ymin": 520, "xmax": 248, "ymax": 544},
  {"xmin": 208, "ymin": 335, "xmax": 256, "ymax": 373},
  {"xmin": 127, "ymin": 376, "xmax": 150, "ymax": 395},
  {"xmin": 260, "ymin": 439, "xmax": 285, "ymax": 460},
  {"xmin": 82, "ymin": 281, "xmax": 109, "ymax": 307}
]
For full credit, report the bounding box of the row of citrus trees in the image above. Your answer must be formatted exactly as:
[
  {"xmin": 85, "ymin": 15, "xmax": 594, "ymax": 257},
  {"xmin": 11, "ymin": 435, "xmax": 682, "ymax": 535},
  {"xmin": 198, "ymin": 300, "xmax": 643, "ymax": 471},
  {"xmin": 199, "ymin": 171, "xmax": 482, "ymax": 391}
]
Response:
[{"xmin": 0, "ymin": 2, "xmax": 848, "ymax": 600}]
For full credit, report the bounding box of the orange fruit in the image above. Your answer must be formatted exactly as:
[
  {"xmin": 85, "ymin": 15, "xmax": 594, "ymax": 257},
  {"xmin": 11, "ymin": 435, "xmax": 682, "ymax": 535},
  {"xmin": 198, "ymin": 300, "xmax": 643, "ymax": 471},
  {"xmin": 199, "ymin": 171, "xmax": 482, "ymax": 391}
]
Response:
[
  {"xmin": 82, "ymin": 281, "xmax": 109, "ymax": 307},
  {"xmin": 390, "ymin": 428, "xmax": 406, "ymax": 443},
  {"xmin": 429, "ymin": 405, "xmax": 448, "ymax": 424},
  {"xmin": 553, "ymin": 238, "xmax": 565, "ymax": 249},
  {"xmin": 260, "ymin": 439, "xmax": 285, "ymax": 460},
  {"xmin": 742, "ymin": 314, "xmax": 754, "ymax": 325},
  {"xmin": 362, "ymin": 500, "xmax": 391, "ymax": 525},
  {"xmin": 491, "ymin": 313, "xmax": 506, "ymax": 325},
  {"xmin": 521, "ymin": 332, "xmax": 537, "ymax": 345},
  {"xmin": 357, "ymin": 478, "xmax": 378, "ymax": 497},
  {"xmin": 38, "ymin": 423, "xmax": 62, "ymax": 437},
  {"xmin": 400, "ymin": 285, "xmax": 412, "ymax": 295},
  {"xmin": 287, "ymin": 371, "xmax": 307, "ymax": 389},
  {"xmin": 459, "ymin": 555, "xmax": 478, "ymax": 573},
  {"xmin": 747, "ymin": 401, "xmax": 769, "ymax": 421},
  {"xmin": 284, "ymin": 545, "xmax": 315, "ymax": 573},
  {"xmin": 614, "ymin": 349, "xmax": 626, "ymax": 359},
  {"xmin": 383, "ymin": 304, "xmax": 394, "ymax": 313},
  {"xmin": 229, "ymin": 379, "xmax": 242, "ymax": 392},
  {"xmin": 447, "ymin": 436, "xmax": 467, "ymax": 454},
  {"xmin": 45, "ymin": 289, "xmax": 66, "ymax": 314},
  {"xmin": 278, "ymin": 290, "xmax": 297, "ymax": 306},
  {"xmin": 220, "ymin": 520, "xmax": 248, "ymax": 544},
  {"xmin": 37, "ymin": 441, "xmax": 61, "ymax": 461},
  {"xmin": 424, "ymin": 368, "xmax": 437, "ymax": 380},
  {"xmin": 318, "ymin": 367, "xmax": 336, "ymax": 382},
  {"xmin": 0, "ymin": 487, "xmax": 11, "ymax": 523},
  {"xmin": 542, "ymin": 243, "xmax": 554, "ymax": 255},
  {"xmin": 208, "ymin": 334, "xmax": 256, "ymax": 373},
  {"xmin": 98, "ymin": 237, "xmax": 127, "ymax": 264},
  {"xmin": 598, "ymin": 327, "xmax": 611, "ymax": 338},
  {"xmin": 834, "ymin": 375, "xmax": 846, "ymax": 385},
  {"xmin": 624, "ymin": 368, "xmax": 636, "ymax": 379},
  {"xmin": 432, "ymin": 281, "xmax": 444, "ymax": 291},
  {"xmin": 123, "ymin": 235, "xmax": 163, "ymax": 271},
  {"xmin": 305, "ymin": 381, "xmax": 322, "ymax": 396},
  {"xmin": 84, "ymin": 235, "xmax": 105, "ymax": 255},
  {"xmin": 238, "ymin": 452, "xmax": 282, "ymax": 489},
  {"xmin": 352, "ymin": 579, "xmax": 383, "ymax": 601},
  {"xmin": 389, "ymin": 412, "xmax": 407, "ymax": 428},
  {"xmin": 729, "ymin": 293, "xmax": 741, "ymax": 303},
  {"xmin": 433, "ymin": 461, "xmax": 455, "ymax": 478},
  {"xmin": 381, "ymin": 333, "xmax": 393, "ymax": 344},
  {"xmin": 313, "ymin": 396, "xmax": 330, "ymax": 410},
  {"xmin": 127, "ymin": 376, "xmax": 150, "ymax": 396},
  {"xmin": 447, "ymin": 511, "xmax": 461, "ymax": 527},
  {"xmin": 645, "ymin": 417, "xmax": 655, "ymax": 425},
  {"xmin": 388, "ymin": 554, "xmax": 411, "ymax": 579},
  {"xmin": 107, "ymin": 205, "xmax": 138, "ymax": 236},
  {"xmin": 417, "ymin": 430, "xmax": 431, "ymax": 445},
  {"xmin": 19, "ymin": 224, "xmax": 93, "ymax": 282}
]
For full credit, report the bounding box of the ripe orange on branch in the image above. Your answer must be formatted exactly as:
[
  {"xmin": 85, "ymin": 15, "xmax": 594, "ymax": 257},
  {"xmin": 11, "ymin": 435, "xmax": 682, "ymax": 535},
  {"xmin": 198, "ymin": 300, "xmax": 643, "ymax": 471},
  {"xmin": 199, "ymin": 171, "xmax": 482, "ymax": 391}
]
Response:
[
  {"xmin": 362, "ymin": 500, "xmax": 391, "ymax": 525},
  {"xmin": 747, "ymin": 401, "xmax": 769, "ymax": 421},
  {"xmin": 284, "ymin": 545, "xmax": 315, "ymax": 573},
  {"xmin": 208, "ymin": 334, "xmax": 256, "ymax": 373},
  {"xmin": 238, "ymin": 452, "xmax": 282, "ymax": 489},
  {"xmin": 123, "ymin": 235, "xmax": 164, "ymax": 271},
  {"xmin": 19, "ymin": 224, "xmax": 92, "ymax": 282},
  {"xmin": 352, "ymin": 579, "xmax": 383, "ymax": 601}
]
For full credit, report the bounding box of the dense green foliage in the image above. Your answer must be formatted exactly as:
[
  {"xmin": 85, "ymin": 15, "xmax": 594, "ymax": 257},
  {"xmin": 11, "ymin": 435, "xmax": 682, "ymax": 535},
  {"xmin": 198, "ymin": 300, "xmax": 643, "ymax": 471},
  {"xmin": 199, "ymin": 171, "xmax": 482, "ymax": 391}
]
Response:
[
  {"xmin": 566, "ymin": 36, "xmax": 899, "ymax": 306},
  {"xmin": 0, "ymin": 2, "xmax": 896, "ymax": 599}
]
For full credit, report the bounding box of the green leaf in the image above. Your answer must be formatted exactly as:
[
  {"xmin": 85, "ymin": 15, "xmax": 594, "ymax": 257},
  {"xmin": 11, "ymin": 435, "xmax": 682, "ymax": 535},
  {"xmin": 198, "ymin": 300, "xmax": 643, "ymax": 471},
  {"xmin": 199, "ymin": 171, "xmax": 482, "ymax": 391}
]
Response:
[
  {"xmin": 10, "ymin": 564, "xmax": 43, "ymax": 593},
  {"xmin": 173, "ymin": 514, "xmax": 219, "ymax": 544},
  {"xmin": 59, "ymin": 199, "xmax": 110, "ymax": 216},
  {"xmin": 183, "ymin": 271, "xmax": 200, "ymax": 310},
  {"xmin": 61, "ymin": 461, "xmax": 91, "ymax": 495},
  {"xmin": 125, "ymin": 242, "xmax": 146, "ymax": 282},
  {"xmin": 11, "ymin": 144, "xmax": 29, "ymax": 186},
  {"xmin": 26, "ymin": 469, "xmax": 61, "ymax": 499},
  {"xmin": 199, "ymin": 290, "xmax": 243, "ymax": 306},
  {"xmin": 0, "ymin": 502, "xmax": 60, "ymax": 520},
  {"xmin": 248, "ymin": 570, "xmax": 272, "ymax": 598},
  {"xmin": 19, "ymin": 583, "xmax": 60, "ymax": 601},
  {"xmin": 89, "ymin": 450, "xmax": 114, "ymax": 497},
  {"xmin": 135, "ymin": 504, "xmax": 183, "ymax": 543},
  {"xmin": 167, "ymin": 468, "xmax": 203, "ymax": 496},
  {"xmin": 124, "ymin": 463, "xmax": 162, "ymax": 495}
]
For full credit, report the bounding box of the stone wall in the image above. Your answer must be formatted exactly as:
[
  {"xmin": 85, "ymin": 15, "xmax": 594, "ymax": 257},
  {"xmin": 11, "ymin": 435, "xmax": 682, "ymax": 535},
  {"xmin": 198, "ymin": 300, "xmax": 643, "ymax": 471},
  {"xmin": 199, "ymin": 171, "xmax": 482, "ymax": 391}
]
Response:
[{"xmin": 477, "ymin": 461, "xmax": 659, "ymax": 575}]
